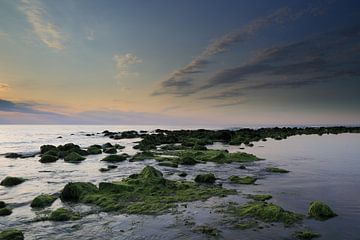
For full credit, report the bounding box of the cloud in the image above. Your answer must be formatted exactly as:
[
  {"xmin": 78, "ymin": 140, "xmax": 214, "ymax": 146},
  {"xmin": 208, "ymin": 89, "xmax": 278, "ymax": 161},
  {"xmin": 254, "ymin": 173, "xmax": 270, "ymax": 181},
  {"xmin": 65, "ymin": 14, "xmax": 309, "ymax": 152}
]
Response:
[
  {"xmin": 0, "ymin": 83, "xmax": 9, "ymax": 91},
  {"xmin": 86, "ymin": 29, "xmax": 95, "ymax": 41},
  {"xmin": 212, "ymin": 99, "xmax": 247, "ymax": 108},
  {"xmin": 113, "ymin": 53, "xmax": 142, "ymax": 80},
  {"xmin": 154, "ymin": 3, "xmax": 327, "ymax": 96},
  {"xmin": 0, "ymin": 98, "xmax": 62, "ymax": 115},
  {"xmin": 19, "ymin": 0, "xmax": 66, "ymax": 50}
]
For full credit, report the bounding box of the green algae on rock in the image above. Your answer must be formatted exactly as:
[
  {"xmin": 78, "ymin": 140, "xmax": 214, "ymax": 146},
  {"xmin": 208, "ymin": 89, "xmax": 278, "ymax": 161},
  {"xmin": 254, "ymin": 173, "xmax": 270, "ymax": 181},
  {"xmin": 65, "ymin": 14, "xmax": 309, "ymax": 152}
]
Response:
[
  {"xmin": 87, "ymin": 145, "xmax": 102, "ymax": 155},
  {"xmin": 194, "ymin": 173, "xmax": 216, "ymax": 184},
  {"xmin": 0, "ymin": 176, "xmax": 25, "ymax": 187},
  {"xmin": 294, "ymin": 230, "xmax": 321, "ymax": 239},
  {"xmin": 39, "ymin": 154, "xmax": 58, "ymax": 163},
  {"xmin": 0, "ymin": 229, "xmax": 24, "ymax": 240},
  {"xmin": 229, "ymin": 176, "xmax": 257, "ymax": 184},
  {"xmin": 247, "ymin": 194, "xmax": 272, "ymax": 201},
  {"xmin": 235, "ymin": 220, "xmax": 258, "ymax": 230},
  {"xmin": 308, "ymin": 201, "xmax": 337, "ymax": 220},
  {"xmin": 158, "ymin": 161, "xmax": 178, "ymax": 168},
  {"xmin": 48, "ymin": 208, "xmax": 81, "ymax": 221},
  {"xmin": 31, "ymin": 194, "xmax": 57, "ymax": 208},
  {"xmin": 60, "ymin": 166, "xmax": 235, "ymax": 214},
  {"xmin": 64, "ymin": 152, "xmax": 86, "ymax": 162},
  {"xmin": 0, "ymin": 208, "xmax": 12, "ymax": 216},
  {"xmin": 0, "ymin": 201, "xmax": 5, "ymax": 208},
  {"xmin": 226, "ymin": 202, "xmax": 303, "ymax": 227},
  {"xmin": 103, "ymin": 147, "xmax": 117, "ymax": 154},
  {"xmin": 192, "ymin": 225, "xmax": 220, "ymax": 236},
  {"xmin": 129, "ymin": 151, "xmax": 155, "ymax": 161},
  {"xmin": 101, "ymin": 154, "xmax": 128, "ymax": 162},
  {"xmin": 266, "ymin": 167, "xmax": 290, "ymax": 173}
]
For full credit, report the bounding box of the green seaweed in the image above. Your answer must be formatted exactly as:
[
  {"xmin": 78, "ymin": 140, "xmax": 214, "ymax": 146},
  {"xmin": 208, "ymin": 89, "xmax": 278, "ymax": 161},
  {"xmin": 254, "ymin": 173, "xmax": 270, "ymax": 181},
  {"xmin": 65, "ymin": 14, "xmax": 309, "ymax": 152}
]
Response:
[
  {"xmin": 235, "ymin": 220, "xmax": 258, "ymax": 230},
  {"xmin": 0, "ymin": 229, "xmax": 24, "ymax": 240},
  {"xmin": 308, "ymin": 201, "xmax": 337, "ymax": 220},
  {"xmin": 158, "ymin": 161, "xmax": 178, "ymax": 168},
  {"xmin": 130, "ymin": 151, "xmax": 154, "ymax": 161},
  {"xmin": 227, "ymin": 202, "xmax": 303, "ymax": 227},
  {"xmin": 60, "ymin": 166, "xmax": 235, "ymax": 214},
  {"xmin": 192, "ymin": 225, "xmax": 220, "ymax": 236},
  {"xmin": 266, "ymin": 167, "xmax": 290, "ymax": 173},
  {"xmin": 229, "ymin": 176, "xmax": 257, "ymax": 184},
  {"xmin": 31, "ymin": 194, "xmax": 57, "ymax": 208},
  {"xmin": 0, "ymin": 177, "xmax": 25, "ymax": 187},
  {"xmin": 194, "ymin": 173, "xmax": 216, "ymax": 184},
  {"xmin": 48, "ymin": 208, "xmax": 81, "ymax": 221},
  {"xmin": 294, "ymin": 230, "xmax": 321, "ymax": 239},
  {"xmin": 247, "ymin": 194, "xmax": 272, "ymax": 201},
  {"xmin": 0, "ymin": 208, "xmax": 12, "ymax": 216}
]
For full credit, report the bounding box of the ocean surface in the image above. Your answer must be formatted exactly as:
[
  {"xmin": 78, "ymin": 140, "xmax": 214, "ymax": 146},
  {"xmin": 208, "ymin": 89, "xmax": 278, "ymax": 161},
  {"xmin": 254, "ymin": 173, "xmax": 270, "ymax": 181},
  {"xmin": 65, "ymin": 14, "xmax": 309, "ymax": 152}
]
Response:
[{"xmin": 0, "ymin": 125, "xmax": 359, "ymax": 240}]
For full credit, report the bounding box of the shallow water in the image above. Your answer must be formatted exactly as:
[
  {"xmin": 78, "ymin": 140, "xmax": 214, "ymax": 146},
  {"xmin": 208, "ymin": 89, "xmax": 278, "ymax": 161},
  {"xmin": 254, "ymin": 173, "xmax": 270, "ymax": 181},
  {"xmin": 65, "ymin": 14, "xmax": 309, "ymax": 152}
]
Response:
[{"xmin": 0, "ymin": 125, "xmax": 359, "ymax": 239}]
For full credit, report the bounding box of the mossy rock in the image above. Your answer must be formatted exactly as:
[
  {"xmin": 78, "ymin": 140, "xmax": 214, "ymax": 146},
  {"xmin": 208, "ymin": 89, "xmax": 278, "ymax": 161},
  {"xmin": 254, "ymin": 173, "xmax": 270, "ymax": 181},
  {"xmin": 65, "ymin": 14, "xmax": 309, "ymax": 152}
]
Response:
[
  {"xmin": 130, "ymin": 151, "xmax": 154, "ymax": 161},
  {"xmin": 31, "ymin": 194, "xmax": 57, "ymax": 208},
  {"xmin": 195, "ymin": 173, "xmax": 216, "ymax": 184},
  {"xmin": 102, "ymin": 143, "xmax": 113, "ymax": 149},
  {"xmin": 99, "ymin": 168, "xmax": 110, "ymax": 172},
  {"xmin": 39, "ymin": 154, "xmax": 58, "ymax": 163},
  {"xmin": 0, "ymin": 177, "xmax": 25, "ymax": 187},
  {"xmin": 308, "ymin": 201, "xmax": 337, "ymax": 220},
  {"xmin": 63, "ymin": 166, "xmax": 235, "ymax": 214},
  {"xmin": 104, "ymin": 148, "xmax": 117, "ymax": 154},
  {"xmin": 64, "ymin": 152, "xmax": 86, "ymax": 162},
  {"xmin": 227, "ymin": 202, "xmax": 303, "ymax": 227},
  {"xmin": 229, "ymin": 176, "xmax": 257, "ymax": 184},
  {"xmin": 40, "ymin": 145, "xmax": 57, "ymax": 154},
  {"xmin": 4, "ymin": 153, "xmax": 22, "ymax": 158},
  {"xmin": 0, "ymin": 208, "xmax": 12, "ymax": 216},
  {"xmin": 57, "ymin": 143, "xmax": 81, "ymax": 152},
  {"xmin": 0, "ymin": 201, "xmax": 5, "ymax": 208},
  {"xmin": 247, "ymin": 194, "xmax": 272, "ymax": 201},
  {"xmin": 43, "ymin": 149, "xmax": 60, "ymax": 157},
  {"xmin": 178, "ymin": 156, "xmax": 198, "ymax": 165},
  {"xmin": 294, "ymin": 230, "xmax": 321, "ymax": 239},
  {"xmin": 101, "ymin": 154, "xmax": 128, "ymax": 162},
  {"xmin": 266, "ymin": 167, "xmax": 290, "ymax": 173},
  {"xmin": 48, "ymin": 208, "xmax": 81, "ymax": 221},
  {"xmin": 60, "ymin": 182, "xmax": 98, "ymax": 202},
  {"xmin": 87, "ymin": 145, "xmax": 102, "ymax": 155},
  {"xmin": 192, "ymin": 225, "xmax": 220, "ymax": 236},
  {"xmin": 235, "ymin": 220, "xmax": 258, "ymax": 230},
  {"xmin": 0, "ymin": 229, "xmax": 24, "ymax": 240},
  {"xmin": 158, "ymin": 161, "xmax": 178, "ymax": 168}
]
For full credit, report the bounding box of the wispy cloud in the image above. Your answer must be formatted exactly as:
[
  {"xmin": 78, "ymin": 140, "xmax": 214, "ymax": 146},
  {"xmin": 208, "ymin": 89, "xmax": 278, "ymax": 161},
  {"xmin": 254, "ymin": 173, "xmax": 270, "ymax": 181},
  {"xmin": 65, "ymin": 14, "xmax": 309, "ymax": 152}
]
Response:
[
  {"xmin": 19, "ymin": 0, "xmax": 66, "ymax": 50},
  {"xmin": 0, "ymin": 83, "xmax": 9, "ymax": 91},
  {"xmin": 153, "ymin": 4, "xmax": 327, "ymax": 96},
  {"xmin": 113, "ymin": 53, "xmax": 142, "ymax": 80},
  {"xmin": 0, "ymin": 98, "xmax": 61, "ymax": 115}
]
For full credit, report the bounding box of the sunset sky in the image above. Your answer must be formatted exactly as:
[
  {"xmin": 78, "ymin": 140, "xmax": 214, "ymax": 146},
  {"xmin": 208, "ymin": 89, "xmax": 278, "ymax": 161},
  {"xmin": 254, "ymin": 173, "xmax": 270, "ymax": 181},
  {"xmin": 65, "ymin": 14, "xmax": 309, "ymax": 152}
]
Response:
[{"xmin": 0, "ymin": 0, "xmax": 359, "ymax": 125}]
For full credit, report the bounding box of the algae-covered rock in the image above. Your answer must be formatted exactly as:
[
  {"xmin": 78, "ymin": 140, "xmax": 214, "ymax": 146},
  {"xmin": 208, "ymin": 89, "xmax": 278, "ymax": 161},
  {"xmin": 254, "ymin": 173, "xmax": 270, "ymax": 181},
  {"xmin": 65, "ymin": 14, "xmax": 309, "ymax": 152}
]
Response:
[
  {"xmin": 178, "ymin": 172, "xmax": 187, "ymax": 177},
  {"xmin": 60, "ymin": 182, "xmax": 98, "ymax": 202},
  {"xmin": 103, "ymin": 148, "xmax": 117, "ymax": 154},
  {"xmin": 130, "ymin": 151, "xmax": 154, "ymax": 161},
  {"xmin": 102, "ymin": 143, "xmax": 113, "ymax": 149},
  {"xmin": 195, "ymin": 173, "xmax": 216, "ymax": 184},
  {"xmin": 40, "ymin": 145, "xmax": 57, "ymax": 154},
  {"xmin": 0, "ymin": 201, "xmax": 5, "ymax": 208},
  {"xmin": 31, "ymin": 194, "xmax": 56, "ymax": 208},
  {"xmin": 227, "ymin": 202, "xmax": 303, "ymax": 227},
  {"xmin": 64, "ymin": 152, "xmax": 86, "ymax": 162},
  {"xmin": 178, "ymin": 156, "xmax": 198, "ymax": 165},
  {"xmin": 101, "ymin": 154, "xmax": 128, "ymax": 162},
  {"xmin": 48, "ymin": 208, "xmax": 81, "ymax": 221},
  {"xmin": 308, "ymin": 201, "xmax": 337, "ymax": 220},
  {"xmin": 294, "ymin": 230, "xmax": 321, "ymax": 239},
  {"xmin": 87, "ymin": 145, "xmax": 102, "ymax": 155},
  {"xmin": 229, "ymin": 175, "xmax": 257, "ymax": 184},
  {"xmin": 0, "ymin": 177, "xmax": 25, "ymax": 187},
  {"xmin": 158, "ymin": 161, "xmax": 178, "ymax": 168},
  {"xmin": 266, "ymin": 167, "xmax": 290, "ymax": 173},
  {"xmin": 4, "ymin": 153, "xmax": 22, "ymax": 159},
  {"xmin": 192, "ymin": 225, "xmax": 220, "ymax": 236},
  {"xmin": 0, "ymin": 229, "xmax": 24, "ymax": 240},
  {"xmin": 235, "ymin": 220, "xmax": 258, "ymax": 230},
  {"xmin": 247, "ymin": 194, "xmax": 272, "ymax": 201},
  {"xmin": 0, "ymin": 208, "xmax": 12, "ymax": 216},
  {"xmin": 39, "ymin": 154, "xmax": 58, "ymax": 163}
]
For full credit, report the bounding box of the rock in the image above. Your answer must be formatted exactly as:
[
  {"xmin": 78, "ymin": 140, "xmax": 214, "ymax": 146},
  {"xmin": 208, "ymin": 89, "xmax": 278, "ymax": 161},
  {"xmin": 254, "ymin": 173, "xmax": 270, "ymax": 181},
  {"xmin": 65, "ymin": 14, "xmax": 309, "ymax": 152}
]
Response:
[
  {"xmin": 179, "ymin": 156, "xmax": 198, "ymax": 165},
  {"xmin": 0, "ymin": 229, "xmax": 24, "ymax": 240},
  {"xmin": 4, "ymin": 153, "xmax": 22, "ymax": 159},
  {"xmin": 239, "ymin": 165, "xmax": 246, "ymax": 169},
  {"xmin": 102, "ymin": 143, "xmax": 113, "ymax": 149},
  {"xmin": 101, "ymin": 154, "xmax": 128, "ymax": 162},
  {"xmin": 40, "ymin": 145, "xmax": 57, "ymax": 154},
  {"xmin": 158, "ymin": 161, "xmax": 178, "ymax": 168},
  {"xmin": 294, "ymin": 230, "xmax": 321, "ymax": 239},
  {"xmin": 266, "ymin": 167, "xmax": 290, "ymax": 173},
  {"xmin": 308, "ymin": 201, "xmax": 337, "ymax": 220},
  {"xmin": 31, "ymin": 194, "xmax": 57, "ymax": 208},
  {"xmin": 0, "ymin": 201, "xmax": 5, "ymax": 208},
  {"xmin": 64, "ymin": 152, "xmax": 86, "ymax": 162},
  {"xmin": 60, "ymin": 182, "xmax": 98, "ymax": 202},
  {"xmin": 178, "ymin": 172, "xmax": 187, "ymax": 177},
  {"xmin": 103, "ymin": 148, "xmax": 117, "ymax": 154},
  {"xmin": 229, "ymin": 175, "xmax": 257, "ymax": 184},
  {"xmin": 87, "ymin": 145, "xmax": 102, "ymax": 155},
  {"xmin": 0, "ymin": 208, "xmax": 12, "ymax": 216},
  {"xmin": 195, "ymin": 173, "xmax": 216, "ymax": 184},
  {"xmin": 39, "ymin": 154, "xmax": 58, "ymax": 163},
  {"xmin": 48, "ymin": 208, "xmax": 81, "ymax": 221},
  {"xmin": 192, "ymin": 225, "xmax": 219, "ymax": 236},
  {"xmin": 0, "ymin": 177, "xmax": 25, "ymax": 187}
]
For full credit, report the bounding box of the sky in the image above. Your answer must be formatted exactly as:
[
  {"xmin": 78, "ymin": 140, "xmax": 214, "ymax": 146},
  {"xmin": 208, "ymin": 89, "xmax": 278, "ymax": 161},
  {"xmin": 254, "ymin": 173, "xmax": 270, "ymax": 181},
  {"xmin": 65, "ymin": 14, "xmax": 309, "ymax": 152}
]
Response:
[{"xmin": 0, "ymin": 0, "xmax": 359, "ymax": 126}]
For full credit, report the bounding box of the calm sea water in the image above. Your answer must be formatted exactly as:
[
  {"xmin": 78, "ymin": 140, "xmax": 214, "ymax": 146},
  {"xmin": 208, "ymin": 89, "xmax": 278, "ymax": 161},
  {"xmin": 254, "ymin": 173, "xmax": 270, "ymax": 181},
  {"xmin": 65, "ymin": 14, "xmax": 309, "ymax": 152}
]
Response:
[{"xmin": 0, "ymin": 125, "xmax": 359, "ymax": 240}]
